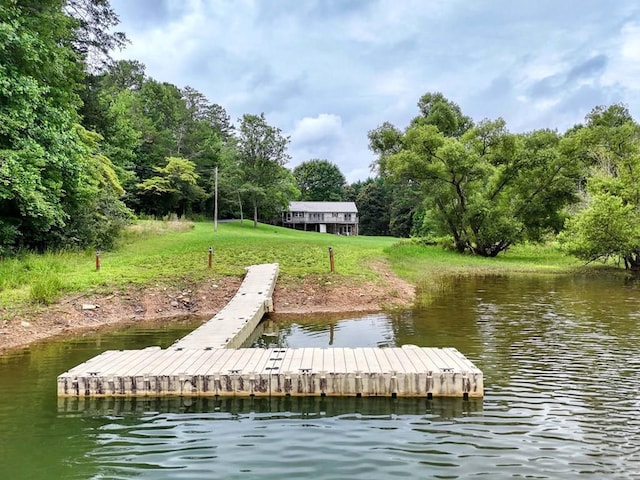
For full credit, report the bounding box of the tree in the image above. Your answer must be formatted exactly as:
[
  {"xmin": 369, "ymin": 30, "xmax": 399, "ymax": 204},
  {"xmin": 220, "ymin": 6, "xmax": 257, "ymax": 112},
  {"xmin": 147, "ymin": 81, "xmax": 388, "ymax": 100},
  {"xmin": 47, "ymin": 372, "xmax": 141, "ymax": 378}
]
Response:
[
  {"xmin": 375, "ymin": 93, "xmax": 582, "ymax": 256},
  {"xmin": 293, "ymin": 159, "xmax": 346, "ymax": 201},
  {"xmin": 64, "ymin": 0, "xmax": 127, "ymax": 71},
  {"xmin": 413, "ymin": 92, "xmax": 473, "ymax": 137},
  {"xmin": 236, "ymin": 114, "xmax": 294, "ymax": 227},
  {"xmin": 367, "ymin": 122, "xmax": 403, "ymax": 174},
  {"xmin": 177, "ymin": 86, "xmax": 230, "ymax": 205},
  {"xmin": 559, "ymin": 104, "xmax": 640, "ymax": 270},
  {"xmin": 354, "ymin": 178, "xmax": 390, "ymax": 236},
  {"xmin": 0, "ymin": 0, "xmax": 84, "ymax": 252},
  {"xmin": 80, "ymin": 62, "xmax": 147, "ymax": 188},
  {"xmin": 63, "ymin": 126, "xmax": 133, "ymax": 249},
  {"xmin": 137, "ymin": 157, "xmax": 206, "ymax": 217}
]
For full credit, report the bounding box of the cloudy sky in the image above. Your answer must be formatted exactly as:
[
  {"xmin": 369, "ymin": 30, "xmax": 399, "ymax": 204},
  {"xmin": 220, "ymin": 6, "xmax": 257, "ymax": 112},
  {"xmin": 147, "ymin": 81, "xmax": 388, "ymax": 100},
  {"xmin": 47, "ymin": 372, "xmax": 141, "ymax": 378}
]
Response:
[{"xmin": 110, "ymin": 0, "xmax": 640, "ymax": 182}]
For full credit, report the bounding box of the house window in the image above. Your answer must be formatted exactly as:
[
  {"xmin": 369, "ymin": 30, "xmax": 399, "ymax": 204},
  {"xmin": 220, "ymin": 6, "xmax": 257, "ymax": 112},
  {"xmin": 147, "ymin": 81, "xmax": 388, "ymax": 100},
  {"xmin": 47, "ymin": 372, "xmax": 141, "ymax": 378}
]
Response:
[{"xmin": 293, "ymin": 212, "xmax": 304, "ymax": 218}]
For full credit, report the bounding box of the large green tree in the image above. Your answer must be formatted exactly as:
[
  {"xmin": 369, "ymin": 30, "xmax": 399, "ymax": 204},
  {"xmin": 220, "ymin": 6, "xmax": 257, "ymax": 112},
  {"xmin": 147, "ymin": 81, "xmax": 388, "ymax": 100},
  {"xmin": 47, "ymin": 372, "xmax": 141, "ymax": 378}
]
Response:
[
  {"xmin": 293, "ymin": 159, "xmax": 346, "ymax": 201},
  {"xmin": 354, "ymin": 178, "xmax": 390, "ymax": 236},
  {"xmin": 64, "ymin": 0, "xmax": 127, "ymax": 71},
  {"xmin": 559, "ymin": 105, "xmax": 640, "ymax": 270},
  {"xmin": 137, "ymin": 157, "xmax": 206, "ymax": 217},
  {"xmin": 374, "ymin": 93, "xmax": 582, "ymax": 256},
  {"xmin": 0, "ymin": 0, "xmax": 128, "ymax": 253},
  {"xmin": 236, "ymin": 113, "xmax": 296, "ymax": 227}
]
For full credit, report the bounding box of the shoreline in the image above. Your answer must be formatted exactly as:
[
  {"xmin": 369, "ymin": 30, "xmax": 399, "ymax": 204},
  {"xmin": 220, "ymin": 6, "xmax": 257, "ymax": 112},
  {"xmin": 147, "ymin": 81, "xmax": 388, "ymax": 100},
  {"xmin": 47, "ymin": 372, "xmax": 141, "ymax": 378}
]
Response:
[{"xmin": 0, "ymin": 265, "xmax": 415, "ymax": 353}]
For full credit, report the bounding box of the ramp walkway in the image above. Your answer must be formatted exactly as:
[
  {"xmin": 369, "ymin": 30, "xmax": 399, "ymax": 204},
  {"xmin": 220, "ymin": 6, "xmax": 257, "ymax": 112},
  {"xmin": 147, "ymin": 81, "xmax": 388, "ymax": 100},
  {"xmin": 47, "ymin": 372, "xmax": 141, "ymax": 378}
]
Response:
[
  {"xmin": 172, "ymin": 263, "xmax": 278, "ymax": 349},
  {"xmin": 58, "ymin": 263, "xmax": 483, "ymax": 398}
]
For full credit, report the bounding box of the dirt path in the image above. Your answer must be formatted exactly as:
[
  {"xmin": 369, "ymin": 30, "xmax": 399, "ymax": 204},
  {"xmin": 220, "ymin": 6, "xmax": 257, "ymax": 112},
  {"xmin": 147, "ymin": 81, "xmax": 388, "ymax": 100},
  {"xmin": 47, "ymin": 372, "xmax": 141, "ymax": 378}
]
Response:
[{"xmin": 0, "ymin": 262, "xmax": 414, "ymax": 352}]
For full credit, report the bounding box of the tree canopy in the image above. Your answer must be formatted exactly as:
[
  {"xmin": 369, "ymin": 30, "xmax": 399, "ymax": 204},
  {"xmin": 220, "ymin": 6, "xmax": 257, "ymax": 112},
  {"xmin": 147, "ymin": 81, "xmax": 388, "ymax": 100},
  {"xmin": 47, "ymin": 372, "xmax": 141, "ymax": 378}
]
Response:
[
  {"xmin": 4, "ymin": 2, "xmax": 640, "ymax": 273},
  {"xmin": 236, "ymin": 113, "xmax": 297, "ymax": 227},
  {"xmin": 559, "ymin": 105, "xmax": 640, "ymax": 270},
  {"xmin": 293, "ymin": 159, "xmax": 346, "ymax": 201},
  {"xmin": 0, "ymin": 0, "xmax": 126, "ymax": 254},
  {"xmin": 372, "ymin": 93, "xmax": 582, "ymax": 256}
]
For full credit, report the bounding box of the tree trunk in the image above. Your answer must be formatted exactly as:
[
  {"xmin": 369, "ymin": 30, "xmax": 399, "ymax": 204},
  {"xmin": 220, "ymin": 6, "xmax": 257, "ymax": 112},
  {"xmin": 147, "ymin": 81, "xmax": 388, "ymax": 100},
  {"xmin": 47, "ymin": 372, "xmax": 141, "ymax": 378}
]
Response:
[
  {"xmin": 624, "ymin": 252, "xmax": 640, "ymax": 271},
  {"xmin": 253, "ymin": 201, "xmax": 258, "ymax": 228}
]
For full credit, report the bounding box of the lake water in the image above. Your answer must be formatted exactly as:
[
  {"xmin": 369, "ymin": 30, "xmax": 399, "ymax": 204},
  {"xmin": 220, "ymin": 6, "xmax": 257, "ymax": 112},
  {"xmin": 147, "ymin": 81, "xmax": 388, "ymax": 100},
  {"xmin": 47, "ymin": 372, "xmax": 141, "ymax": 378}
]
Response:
[{"xmin": 1, "ymin": 274, "xmax": 640, "ymax": 479}]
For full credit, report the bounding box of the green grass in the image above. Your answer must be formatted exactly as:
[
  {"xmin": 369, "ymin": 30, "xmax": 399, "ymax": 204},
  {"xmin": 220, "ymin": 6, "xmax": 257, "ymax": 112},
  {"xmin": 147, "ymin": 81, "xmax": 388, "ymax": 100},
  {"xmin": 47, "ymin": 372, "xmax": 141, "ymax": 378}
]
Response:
[
  {"xmin": 384, "ymin": 240, "xmax": 585, "ymax": 284},
  {"xmin": 0, "ymin": 220, "xmax": 609, "ymax": 310},
  {"xmin": 0, "ymin": 220, "xmax": 399, "ymax": 307}
]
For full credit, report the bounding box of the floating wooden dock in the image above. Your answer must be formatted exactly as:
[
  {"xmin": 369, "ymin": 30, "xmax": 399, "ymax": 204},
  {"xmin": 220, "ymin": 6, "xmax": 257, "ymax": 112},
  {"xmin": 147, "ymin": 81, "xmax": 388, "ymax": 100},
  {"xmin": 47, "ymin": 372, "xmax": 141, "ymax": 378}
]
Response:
[
  {"xmin": 57, "ymin": 345, "xmax": 482, "ymax": 398},
  {"xmin": 58, "ymin": 263, "xmax": 483, "ymax": 399}
]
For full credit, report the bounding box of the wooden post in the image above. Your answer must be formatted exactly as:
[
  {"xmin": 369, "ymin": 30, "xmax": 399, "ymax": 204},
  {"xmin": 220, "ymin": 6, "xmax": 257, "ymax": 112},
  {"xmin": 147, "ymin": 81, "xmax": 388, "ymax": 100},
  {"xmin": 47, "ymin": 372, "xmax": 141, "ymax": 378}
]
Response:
[
  {"xmin": 208, "ymin": 246, "xmax": 213, "ymax": 269},
  {"xmin": 328, "ymin": 247, "xmax": 335, "ymax": 273},
  {"xmin": 95, "ymin": 250, "xmax": 101, "ymax": 271}
]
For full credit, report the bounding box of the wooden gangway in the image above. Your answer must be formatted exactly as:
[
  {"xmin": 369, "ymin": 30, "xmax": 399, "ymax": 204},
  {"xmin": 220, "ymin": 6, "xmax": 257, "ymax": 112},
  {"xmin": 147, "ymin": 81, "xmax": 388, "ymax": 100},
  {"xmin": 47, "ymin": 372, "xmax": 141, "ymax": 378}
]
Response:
[
  {"xmin": 172, "ymin": 263, "xmax": 278, "ymax": 350},
  {"xmin": 58, "ymin": 263, "xmax": 483, "ymax": 399}
]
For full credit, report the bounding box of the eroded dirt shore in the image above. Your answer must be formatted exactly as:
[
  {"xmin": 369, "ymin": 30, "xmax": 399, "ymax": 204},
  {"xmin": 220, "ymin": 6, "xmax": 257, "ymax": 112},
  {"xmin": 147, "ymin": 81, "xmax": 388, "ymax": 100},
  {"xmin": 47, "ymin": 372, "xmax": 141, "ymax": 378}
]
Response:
[{"xmin": 0, "ymin": 264, "xmax": 414, "ymax": 352}]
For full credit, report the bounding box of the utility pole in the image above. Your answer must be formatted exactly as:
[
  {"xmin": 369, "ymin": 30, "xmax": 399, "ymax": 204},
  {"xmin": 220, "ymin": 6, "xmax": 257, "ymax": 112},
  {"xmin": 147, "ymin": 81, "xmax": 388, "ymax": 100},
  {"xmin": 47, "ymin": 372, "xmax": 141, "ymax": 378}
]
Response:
[{"xmin": 214, "ymin": 166, "xmax": 218, "ymax": 232}]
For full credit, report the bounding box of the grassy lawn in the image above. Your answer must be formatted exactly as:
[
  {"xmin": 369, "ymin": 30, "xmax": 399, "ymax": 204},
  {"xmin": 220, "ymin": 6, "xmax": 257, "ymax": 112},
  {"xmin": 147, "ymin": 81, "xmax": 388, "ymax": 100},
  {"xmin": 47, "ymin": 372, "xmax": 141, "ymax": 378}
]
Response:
[
  {"xmin": 384, "ymin": 240, "xmax": 585, "ymax": 284},
  {"xmin": 0, "ymin": 219, "xmax": 600, "ymax": 308},
  {"xmin": 0, "ymin": 220, "xmax": 398, "ymax": 306}
]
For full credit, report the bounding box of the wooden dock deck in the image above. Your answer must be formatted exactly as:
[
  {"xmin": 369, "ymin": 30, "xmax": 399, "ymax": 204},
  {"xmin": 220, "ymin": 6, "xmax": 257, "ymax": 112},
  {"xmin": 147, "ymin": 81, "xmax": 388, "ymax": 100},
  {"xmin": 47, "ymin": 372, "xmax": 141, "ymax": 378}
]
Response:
[
  {"xmin": 57, "ymin": 346, "xmax": 482, "ymax": 398},
  {"xmin": 57, "ymin": 263, "xmax": 484, "ymax": 399}
]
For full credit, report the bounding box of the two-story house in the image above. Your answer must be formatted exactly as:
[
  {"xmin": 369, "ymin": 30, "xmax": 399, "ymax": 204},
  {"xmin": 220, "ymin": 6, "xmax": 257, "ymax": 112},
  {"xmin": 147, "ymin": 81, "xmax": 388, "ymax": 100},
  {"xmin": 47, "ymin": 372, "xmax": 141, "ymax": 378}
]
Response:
[{"xmin": 282, "ymin": 201, "xmax": 359, "ymax": 235}]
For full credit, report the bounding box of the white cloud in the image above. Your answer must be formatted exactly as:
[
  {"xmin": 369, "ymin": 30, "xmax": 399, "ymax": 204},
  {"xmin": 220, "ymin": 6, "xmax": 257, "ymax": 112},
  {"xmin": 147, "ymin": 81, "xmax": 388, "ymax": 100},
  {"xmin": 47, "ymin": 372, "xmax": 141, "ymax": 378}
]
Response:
[
  {"xmin": 290, "ymin": 114, "xmax": 343, "ymax": 145},
  {"xmin": 601, "ymin": 22, "xmax": 640, "ymax": 90}
]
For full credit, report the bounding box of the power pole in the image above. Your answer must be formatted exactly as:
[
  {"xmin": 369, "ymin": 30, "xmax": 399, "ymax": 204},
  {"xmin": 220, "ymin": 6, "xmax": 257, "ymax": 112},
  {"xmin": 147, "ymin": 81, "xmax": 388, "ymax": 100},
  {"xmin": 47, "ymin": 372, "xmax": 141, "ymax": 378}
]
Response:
[{"xmin": 214, "ymin": 166, "xmax": 218, "ymax": 232}]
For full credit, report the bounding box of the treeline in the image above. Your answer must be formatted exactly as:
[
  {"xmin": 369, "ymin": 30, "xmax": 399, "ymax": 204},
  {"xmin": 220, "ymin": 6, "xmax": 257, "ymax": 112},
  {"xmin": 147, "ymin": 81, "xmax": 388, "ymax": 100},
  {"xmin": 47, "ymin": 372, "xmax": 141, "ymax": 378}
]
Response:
[
  {"xmin": 2, "ymin": 1, "xmax": 639, "ymax": 270},
  {"xmin": 362, "ymin": 93, "xmax": 640, "ymax": 269}
]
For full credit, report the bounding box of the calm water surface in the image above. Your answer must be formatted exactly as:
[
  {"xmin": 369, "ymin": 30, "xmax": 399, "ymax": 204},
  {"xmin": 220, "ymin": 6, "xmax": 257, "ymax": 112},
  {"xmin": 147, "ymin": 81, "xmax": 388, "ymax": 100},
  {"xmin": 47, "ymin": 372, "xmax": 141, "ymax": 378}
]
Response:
[{"xmin": 1, "ymin": 274, "xmax": 640, "ymax": 479}]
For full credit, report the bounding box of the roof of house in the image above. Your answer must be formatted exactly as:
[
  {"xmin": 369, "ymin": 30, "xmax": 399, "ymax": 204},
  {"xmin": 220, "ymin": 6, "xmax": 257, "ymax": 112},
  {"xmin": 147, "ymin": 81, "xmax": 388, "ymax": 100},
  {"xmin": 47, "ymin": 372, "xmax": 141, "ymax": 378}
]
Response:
[{"xmin": 288, "ymin": 201, "xmax": 358, "ymax": 213}]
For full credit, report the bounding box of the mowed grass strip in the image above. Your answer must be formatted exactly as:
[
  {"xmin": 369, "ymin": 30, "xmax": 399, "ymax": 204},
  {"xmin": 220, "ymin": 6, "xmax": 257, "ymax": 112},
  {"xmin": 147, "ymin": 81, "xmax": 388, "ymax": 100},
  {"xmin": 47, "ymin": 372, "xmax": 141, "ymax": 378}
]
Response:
[
  {"xmin": 0, "ymin": 220, "xmax": 399, "ymax": 306},
  {"xmin": 383, "ymin": 240, "xmax": 584, "ymax": 284},
  {"xmin": 0, "ymin": 220, "xmax": 599, "ymax": 308}
]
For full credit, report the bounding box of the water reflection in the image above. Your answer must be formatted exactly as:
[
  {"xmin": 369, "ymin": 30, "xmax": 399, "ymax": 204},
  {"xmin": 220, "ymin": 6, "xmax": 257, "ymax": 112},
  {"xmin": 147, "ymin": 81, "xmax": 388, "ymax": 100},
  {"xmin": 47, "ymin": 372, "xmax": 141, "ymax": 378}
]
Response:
[
  {"xmin": 58, "ymin": 395, "xmax": 483, "ymax": 419},
  {"xmin": 252, "ymin": 314, "xmax": 396, "ymax": 348}
]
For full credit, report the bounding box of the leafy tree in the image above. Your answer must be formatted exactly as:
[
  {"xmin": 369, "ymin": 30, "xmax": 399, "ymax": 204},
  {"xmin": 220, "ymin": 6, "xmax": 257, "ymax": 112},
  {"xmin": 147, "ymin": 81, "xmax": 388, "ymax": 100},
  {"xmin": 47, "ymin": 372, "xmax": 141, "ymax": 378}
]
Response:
[
  {"xmin": 178, "ymin": 86, "xmax": 230, "ymax": 203},
  {"xmin": 80, "ymin": 64, "xmax": 145, "ymax": 189},
  {"xmin": 560, "ymin": 194, "xmax": 640, "ymax": 267},
  {"xmin": 355, "ymin": 178, "xmax": 390, "ymax": 236},
  {"xmin": 413, "ymin": 92, "xmax": 473, "ymax": 138},
  {"xmin": 559, "ymin": 104, "xmax": 640, "ymax": 270},
  {"xmin": 293, "ymin": 159, "xmax": 346, "ymax": 201},
  {"xmin": 62, "ymin": 126, "xmax": 132, "ymax": 249},
  {"xmin": 64, "ymin": 0, "xmax": 127, "ymax": 71},
  {"xmin": 367, "ymin": 122, "xmax": 403, "ymax": 174},
  {"xmin": 375, "ymin": 93, "xmax": 581, "ymax": 256},
  {"xmin": 236, "ymin": 114, "xmax": 295, "ymax": 227},
  {"xmin": 137, "ymin": 157, "xmax": 206, "ymax": 217},
  {"xmin": 388, "ymin": 181, "xmax": 424, "ymax": 238},
  {"xmin": 0, "ymin": 0, "xmax": 84, "ymax": 252}
]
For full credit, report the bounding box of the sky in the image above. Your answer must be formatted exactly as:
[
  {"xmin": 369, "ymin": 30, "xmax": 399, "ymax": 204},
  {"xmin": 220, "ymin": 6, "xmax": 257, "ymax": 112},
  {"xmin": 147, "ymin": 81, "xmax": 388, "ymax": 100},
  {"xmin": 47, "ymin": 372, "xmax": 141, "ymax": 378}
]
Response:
[{"xmin": 109, "ymin": 0, "xmax": 640, "ymax": 182}]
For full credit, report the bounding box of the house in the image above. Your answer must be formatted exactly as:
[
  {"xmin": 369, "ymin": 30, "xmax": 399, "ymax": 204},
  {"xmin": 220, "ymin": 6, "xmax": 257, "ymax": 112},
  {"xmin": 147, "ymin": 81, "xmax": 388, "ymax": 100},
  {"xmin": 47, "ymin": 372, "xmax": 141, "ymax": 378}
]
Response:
[{"xmin": 282, "ymin": 201, "xmax": 359, "ymax": 235}]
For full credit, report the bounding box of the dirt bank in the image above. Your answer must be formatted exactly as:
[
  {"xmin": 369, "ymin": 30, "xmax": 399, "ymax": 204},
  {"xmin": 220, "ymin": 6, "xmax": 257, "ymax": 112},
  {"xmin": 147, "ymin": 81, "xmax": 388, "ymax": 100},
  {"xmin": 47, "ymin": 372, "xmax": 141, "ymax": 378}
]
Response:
[{"xmin": 0, "ymin": 262, "xmax": 414, "ymax": 352}]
